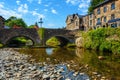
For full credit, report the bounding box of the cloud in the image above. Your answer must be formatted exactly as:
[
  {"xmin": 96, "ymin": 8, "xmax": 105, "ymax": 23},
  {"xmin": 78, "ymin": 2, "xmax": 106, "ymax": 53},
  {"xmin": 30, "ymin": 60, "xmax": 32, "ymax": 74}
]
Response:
[
  {"xmin": 66, "ymin": 0, "xmax": 90, "ymax": 5},
  {"xmin": 51, "ymin": 8, "xmax": 57, "ymax": 14},
  {"xmin": 0, "ymin": 3, "xmax": 22, "ymax": 19},
  {"xmin": 18, "ymin": 4, "xmax": 28, "ymax": 13},
  {"xmin": 47, "ymin": 23, "xmax": 55, "ymax": 28},
  {"xmin": 66, "ymin": 0, "xmax": 90, "ymax": 14},
  {"xmin": 0, "ymin": 4, "xmax": 4, "ymax": 8},
  {"xmin": 32, "ymin": 11, "xmax": 45, "ymax": 19},
  {"xmin": 44, "ymin": 4, "xmax": 49, "ymax": 7},
  {"xmin": 16, "ymin": 0, "xmax": 20, "ymax": 5},
  {"xmin": 27, "ymin": 0, "xmax": 42, "ymax": 4},
  {"xmin": 27, "ymin": 0, "xmax": 33, "ymax": 3},
  {"xmin": 66, "ymin": 0, "xmax": 80, "ymax": 5},
  {"xmin": 38, "ymin": 0, "xmax": 42, "ymax": 4},
  {"xmin": 78, "ymin": 3, "xmax": 89, "ymax": 9},
  {"xmin": 44, "ymin": 9, "xmax": 48, "ymax": 12}
]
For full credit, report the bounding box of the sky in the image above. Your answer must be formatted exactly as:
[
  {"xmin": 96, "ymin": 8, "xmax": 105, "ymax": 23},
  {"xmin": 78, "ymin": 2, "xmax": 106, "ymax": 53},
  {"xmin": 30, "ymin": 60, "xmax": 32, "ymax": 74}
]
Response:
[{"xmin": 0, "ymin": 0, "xmax": 90, "ymax": 28}]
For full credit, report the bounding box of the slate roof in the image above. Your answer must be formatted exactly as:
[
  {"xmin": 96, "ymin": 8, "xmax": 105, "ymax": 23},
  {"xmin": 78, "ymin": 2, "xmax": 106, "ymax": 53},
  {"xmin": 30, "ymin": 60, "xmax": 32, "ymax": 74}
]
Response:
[
  {"xmin": 66, "ymin": 14, "xmax": 83, "ymax": 22},
  {"xmin": 0, "ymin": 16, "xmax": 5, "ymax": 21},
  {"xmin": 108, "ymin": 18, "xmax": 120, "ymax": 23}
]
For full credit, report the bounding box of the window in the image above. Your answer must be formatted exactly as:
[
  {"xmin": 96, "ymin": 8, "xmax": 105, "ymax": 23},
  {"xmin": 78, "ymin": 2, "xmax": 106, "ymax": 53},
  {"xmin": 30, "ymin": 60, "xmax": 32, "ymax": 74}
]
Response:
[
  {"xmin": 76, "ymin": 21, "xmax": 78, "ymax": 26},
  {"xmin": 111, "ymin": 23, "xmax": 117, "ymax": 28},
  {"xmin": 90, "ymin": 20, "xmax": 92, "ymax": 25},
  {"xmin": 97, "ymin": 8, "xmax": 100, "ymax": 14},
  {"xmin": 97, "ymin": 18, "xmax": 101, "ymax": 23},
  {"xmin": 104, "ymin": 6, "xmax": 107, "ymax": 13},
  {"xmin": 104, "ymin": 16, "xmax": 107, "ymax": 22},
  {"xmin": 90, "ymin": 14, "xmax": 92, "ymax": 18},
  {"xmin": 111, "ymin": 3, "xmax": 115, "ymax": 10},
  {"xmin": 111, "ymin": 14, "xmax": 115, "ymax": 20}
]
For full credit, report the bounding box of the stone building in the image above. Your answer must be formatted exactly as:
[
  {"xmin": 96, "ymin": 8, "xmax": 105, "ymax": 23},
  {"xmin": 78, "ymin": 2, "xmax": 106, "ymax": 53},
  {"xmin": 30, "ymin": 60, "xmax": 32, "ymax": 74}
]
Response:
[
  {"xmin": 66, "ymin": 13, "xmax": 84, "ymax": 30},
  {"xmin": 0, "ymin": 16, "xmax": 5, "ymax": 29},
  {"xmin": 66, "ymin": 0, "xmax": 120, "ymax": 30},
  {"xmin": 94, "ymin": 0, "xmax": 120, "ymax": 28}
]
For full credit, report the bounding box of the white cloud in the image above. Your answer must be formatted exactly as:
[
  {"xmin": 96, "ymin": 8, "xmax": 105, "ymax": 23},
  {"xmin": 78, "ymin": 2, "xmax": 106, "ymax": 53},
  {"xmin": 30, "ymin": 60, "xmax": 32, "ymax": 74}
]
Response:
[
  {"xmin": 66, "ymin": 0, "xmax": 90, "ymax": 13},
  {"xmin": 0, "ymin": 4, "xmax": 3, "ymax": 8},
  {"xmin": 0, "ymin": 3, "xmax": 22, "ymax": 19},
  {"xmin": 27, "ymin": 0, "xmax": 33, "ymax": 3},
  {"xmin": 35, "ymin": 8, "xmax": 38, "ymax": 11},
  {"xmin": 47, "ymin": 23, "xmax": 55, "ymax": 27},
  {"xmin": 66, "ymin": 0, "xmax": 90, "ymax": 5},
  {"xmin": 44, "ymin": 4, "xmax": 49, "ymax": 7},
  {"xmin": 27, "ymin": 0, "xmax": 42, "ymax": 4},
  {"xmin": 16, "ymin": 0, "xmax": 20, "ymax": 5},
  {"xmin": 51, "ymin": 8, "xmax": 57, "ymax": 14},
  {"xmin": 32, "ymin": 11, "xmax": 45, "ymax": 19},
  {"xmin": 44, "ymin": 9, "xmax": 48, "ymax": 12},
  {"xmin": 66, "ymin": 0, "xmax": 80, "ymax": 5},
  {"xmin": 0, "ymin": 2, "xmax": 4, "ymax": 8},
  {"xmin": 18, "ymin": 4, "xmax": 28, "ymax": 13},
  {"xmin": 78, "ymin": 3, "xmax": 89, "ymax": 9},
  {"xmin": 38, "ymin": 0, "xmax": 42, "ymax": 4}
]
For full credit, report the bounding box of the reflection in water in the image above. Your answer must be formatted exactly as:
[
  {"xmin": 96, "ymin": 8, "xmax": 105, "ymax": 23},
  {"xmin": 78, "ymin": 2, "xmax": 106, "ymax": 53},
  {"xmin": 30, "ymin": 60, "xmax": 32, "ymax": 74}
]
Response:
[
  {"xmin": 18, "ymin": 47, "xmax": 120, "ymax": 79},
  {"xmin": 45, "ymin": 48, "xmax": 53, "ymax": 55}
]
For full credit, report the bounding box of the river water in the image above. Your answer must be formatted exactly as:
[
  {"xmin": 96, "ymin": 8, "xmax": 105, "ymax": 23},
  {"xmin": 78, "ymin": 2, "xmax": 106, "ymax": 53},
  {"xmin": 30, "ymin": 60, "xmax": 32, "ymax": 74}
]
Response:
[{"xmin": 18, "ymin": 47, "xmax": 120, "ymax": 80}]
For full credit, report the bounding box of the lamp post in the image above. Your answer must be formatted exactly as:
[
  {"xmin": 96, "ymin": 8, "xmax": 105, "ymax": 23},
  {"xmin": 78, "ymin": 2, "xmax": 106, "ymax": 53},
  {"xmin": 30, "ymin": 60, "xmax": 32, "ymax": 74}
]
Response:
[{"xmin": 38, "ymin": 18, "xmax": 43, "ymax": 28}]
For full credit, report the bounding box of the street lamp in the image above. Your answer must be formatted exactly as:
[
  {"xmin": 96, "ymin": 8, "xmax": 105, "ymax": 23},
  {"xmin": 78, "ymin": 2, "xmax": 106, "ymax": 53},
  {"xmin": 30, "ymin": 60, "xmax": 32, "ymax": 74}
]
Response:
[{"xmin": 38, "ymin": 18, "xmax": 43, "ymax": 28}]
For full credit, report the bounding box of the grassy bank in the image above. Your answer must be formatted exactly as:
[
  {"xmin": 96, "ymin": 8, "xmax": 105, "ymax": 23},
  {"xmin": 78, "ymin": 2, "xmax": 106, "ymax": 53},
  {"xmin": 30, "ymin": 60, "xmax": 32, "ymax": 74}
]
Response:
[{"xmin": 82, "ymin": 27, "xmax": 120, "ymax": 54}]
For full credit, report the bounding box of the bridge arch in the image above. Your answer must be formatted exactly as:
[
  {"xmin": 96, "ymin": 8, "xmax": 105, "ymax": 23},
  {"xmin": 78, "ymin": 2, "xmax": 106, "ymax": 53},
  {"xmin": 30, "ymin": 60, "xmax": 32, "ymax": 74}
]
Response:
[
  {"xmin": 46, "ymin": 35, "xmax": 71, "ymax": 47},
  {"xmin": 0, "ymin": 28, "xmax": 40, "ymax": 45},
  {"xmin": 6, "ymin": 35, "xmax": 35, "ymax": 46}
]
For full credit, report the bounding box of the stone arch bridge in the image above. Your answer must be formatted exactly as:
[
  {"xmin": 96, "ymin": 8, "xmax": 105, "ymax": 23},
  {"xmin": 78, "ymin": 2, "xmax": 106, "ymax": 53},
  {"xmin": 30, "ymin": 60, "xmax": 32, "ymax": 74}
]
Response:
[
  {"xmin": 0, "ymin": 28, "xmax": 40, "ymax": 45},
  {"xmin": 42, "ymin": 29, "xmax": 78, "ymax": 46},
  {"xmin": 0, "ymin": 28, "xmax": 78, "ymax": 46}
]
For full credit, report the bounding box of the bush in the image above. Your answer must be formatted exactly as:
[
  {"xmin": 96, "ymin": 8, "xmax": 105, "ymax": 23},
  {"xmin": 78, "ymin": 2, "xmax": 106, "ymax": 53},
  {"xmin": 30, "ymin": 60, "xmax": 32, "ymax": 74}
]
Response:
[
  {"xmin": 46, "ymin": 37, "xmax": 60, "ymax": 47},
  {"xmin": 0, "ymin": 43, "xmax": 3, "ymax": 48},
  {"xmin": 82, "ymin": 27, "xmax": 120, "ymax": 54}
]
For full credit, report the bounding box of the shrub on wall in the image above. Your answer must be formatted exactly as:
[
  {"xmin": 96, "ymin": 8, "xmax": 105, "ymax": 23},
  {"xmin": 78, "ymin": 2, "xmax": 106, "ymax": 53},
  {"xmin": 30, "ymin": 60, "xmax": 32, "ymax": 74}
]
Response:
[{"xmin": 38, "ymin": 28, "xmax": 45, "ymax": 40}]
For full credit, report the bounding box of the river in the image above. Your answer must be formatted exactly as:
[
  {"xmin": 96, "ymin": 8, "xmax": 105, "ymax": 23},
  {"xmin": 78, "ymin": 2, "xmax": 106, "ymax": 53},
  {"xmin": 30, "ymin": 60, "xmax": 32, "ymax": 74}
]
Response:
[{"xmin": 18, "ymin": 47, "xmax": 120, "ymax": 80}]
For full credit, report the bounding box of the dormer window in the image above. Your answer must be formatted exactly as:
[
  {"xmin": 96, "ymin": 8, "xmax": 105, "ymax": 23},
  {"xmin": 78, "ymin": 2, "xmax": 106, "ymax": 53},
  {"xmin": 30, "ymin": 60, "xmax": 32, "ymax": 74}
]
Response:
[
  {"xmin": 97, "ymin": 8, "xmax": 100, "ymax": 14},
  {"xmin": 111, "ymin": 2, "xmax": 115, "ymax": 10}
]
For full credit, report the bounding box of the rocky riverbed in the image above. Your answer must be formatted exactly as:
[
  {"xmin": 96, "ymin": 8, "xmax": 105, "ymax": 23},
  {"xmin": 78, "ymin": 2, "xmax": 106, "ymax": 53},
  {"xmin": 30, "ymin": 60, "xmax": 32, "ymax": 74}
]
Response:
[{"xmin": 0, "ymin": 48, "xmax": 90, "ymax": 80}]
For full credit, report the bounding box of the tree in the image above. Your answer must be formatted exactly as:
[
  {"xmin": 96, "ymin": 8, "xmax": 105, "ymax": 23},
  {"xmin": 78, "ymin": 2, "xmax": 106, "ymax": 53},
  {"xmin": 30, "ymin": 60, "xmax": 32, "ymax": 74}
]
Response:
[
  {"xmin": 5, "ymin": 16, "xmax": 27, "ymax": 28},
  {"xmin": 88, "ymin": 0, "xmax": 104, "ymax": 13}
]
